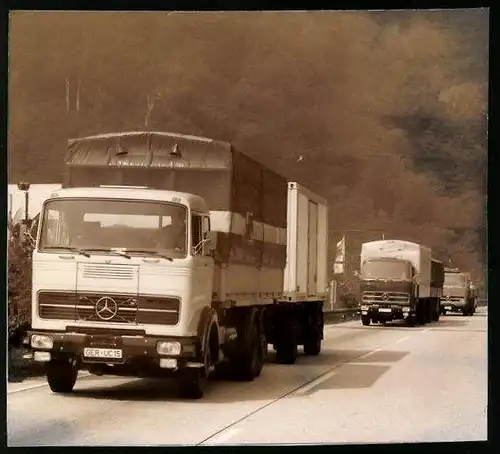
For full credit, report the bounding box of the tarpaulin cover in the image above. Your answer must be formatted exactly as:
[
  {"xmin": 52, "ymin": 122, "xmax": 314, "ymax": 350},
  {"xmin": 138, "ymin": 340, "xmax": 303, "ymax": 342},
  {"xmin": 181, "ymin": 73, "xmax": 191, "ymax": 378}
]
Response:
[{"xmin": 65, "ymin": 131, "xmax": 287, "ymax": 269}]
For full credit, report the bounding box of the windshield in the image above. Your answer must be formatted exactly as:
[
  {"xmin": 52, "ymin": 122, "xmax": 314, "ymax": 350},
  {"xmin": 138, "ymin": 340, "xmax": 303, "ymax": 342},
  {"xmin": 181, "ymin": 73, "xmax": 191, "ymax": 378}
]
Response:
[
  {"xmin": 361, "ymin": 260, "xmax": 412, "ymax": 280},
  {"xmin": 39, "ymin": 198, "xmax": 187, "ymax": 257},
  {"xmin": 444, "ymin": 273, "xmax": 466, "ymax": 286}
]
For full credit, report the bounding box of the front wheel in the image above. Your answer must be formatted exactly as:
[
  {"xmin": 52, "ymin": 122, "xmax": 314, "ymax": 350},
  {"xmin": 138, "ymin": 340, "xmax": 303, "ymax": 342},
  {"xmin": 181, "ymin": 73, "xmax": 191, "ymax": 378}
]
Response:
[
  {"xmin": 405, "ymin": 315, "xmax": 417, "ymax": 327},
  {"xmin": 178, "ymin": 371, "xmax": 205, "ymax": 399},
  {"xmin": 47, "ymin": 358, "xmax": 78, "ymax": 393},
  {"xmin": 361, "ymin": 315, "xmax": 370, "ymax": 326}
]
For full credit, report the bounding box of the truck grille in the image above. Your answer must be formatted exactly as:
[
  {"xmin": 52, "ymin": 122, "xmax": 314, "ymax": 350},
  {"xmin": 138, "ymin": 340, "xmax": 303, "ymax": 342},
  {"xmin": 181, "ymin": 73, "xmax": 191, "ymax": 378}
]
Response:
[
  {"xmin": 81, "ymin": 264, "xmax": 136, "ymax": 280},
  {"xmin": 37, "ymin": 291, "xmax": 180, "ymax": 325},
  {"xmin": 362, "ymin": 291, "xmax": 410, "ymax": 304},
  {"xmin": 443, "ymin": 295, "xmax": 464, "ymax": 303}
]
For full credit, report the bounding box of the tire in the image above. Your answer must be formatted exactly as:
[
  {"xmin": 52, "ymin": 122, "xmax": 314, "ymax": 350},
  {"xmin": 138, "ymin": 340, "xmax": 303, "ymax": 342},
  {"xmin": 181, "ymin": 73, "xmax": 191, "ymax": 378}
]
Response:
[
  {"xmin": 303, "ymin": 328, "xmax": 321, "ymax": 356},
  {"xmin": 240, "ymin": 322, "xmax": 263, "ymax": 380},
  {"xmin": 276, "ymin": 338, "xmax": 298, "ymax": 364},
  {"xmin": 416, "ymin": 304, "xmax": 426, "ymax": 325},
  {"xmin": 275, "ymin": 310, "xmax": 298, "ymax": 365},
  {"xmin": 425, "ymin": 301, "xmax": 432, "ymax": 324},
  {"xmin": 47, "ymin": 358, "xmax": 78, "ymax": 393},
  {"xmin": 303, "ymin": 304, "xmax": 322, "ymax": 356},
  {"xmin": 361, "ymin": 315, "xmax": 370, "ymax": 326},
  {"xmin": 227, "ymin": 314, "xmax": 263, "ymax": 381},
  {"xmin": 179, "ymin": 332, "xmax": 213, "ymax": 398},
  {"xmin": 405, "ymin": 314, "xmax": 417, "ymax": 327},
  {"xmin": 178, "ymin": 371, "xmax": 205, "ymax": 399}
]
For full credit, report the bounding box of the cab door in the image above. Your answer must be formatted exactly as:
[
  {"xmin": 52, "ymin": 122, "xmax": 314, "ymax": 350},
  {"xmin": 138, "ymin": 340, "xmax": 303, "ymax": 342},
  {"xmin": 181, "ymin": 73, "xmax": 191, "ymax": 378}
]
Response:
[{"xmin": 191, "ymin": 213, "xmax": 214, "ymax": 308}]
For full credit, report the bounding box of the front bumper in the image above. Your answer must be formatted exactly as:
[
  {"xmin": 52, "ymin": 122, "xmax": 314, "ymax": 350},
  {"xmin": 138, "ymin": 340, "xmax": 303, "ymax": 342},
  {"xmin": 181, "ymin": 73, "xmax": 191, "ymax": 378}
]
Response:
[
  {"xmin": 27, "ymin": 330, "xmax": 202, "ymax": 377},
  {"xmin": 440, "ymin": 300, "xmax": 466, "ymax": 312},
  {"xmin": 360, "ymin": 305, "xmax": 412, "ymax": 319}
]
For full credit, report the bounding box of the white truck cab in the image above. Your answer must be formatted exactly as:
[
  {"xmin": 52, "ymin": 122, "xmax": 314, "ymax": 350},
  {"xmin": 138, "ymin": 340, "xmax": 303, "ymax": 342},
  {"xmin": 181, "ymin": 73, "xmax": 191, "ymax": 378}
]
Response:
[{"xmin": 33, "ymin": 186, "xmax": 214, "ymax": 338}]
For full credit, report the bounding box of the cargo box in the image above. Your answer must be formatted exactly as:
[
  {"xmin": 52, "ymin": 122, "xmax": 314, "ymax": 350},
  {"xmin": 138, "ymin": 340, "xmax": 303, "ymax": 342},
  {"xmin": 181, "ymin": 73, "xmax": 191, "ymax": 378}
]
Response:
[
  {"xmin": 284, "ymin": 183, "xmax": 328, "ymax": 301},
  {"xmin": 360, "ymin": 240, "xmax": 432, "ymax": 297},
  {"xmin": 65, "ymin": 131, "xmax": 288, "ymax": 302}
]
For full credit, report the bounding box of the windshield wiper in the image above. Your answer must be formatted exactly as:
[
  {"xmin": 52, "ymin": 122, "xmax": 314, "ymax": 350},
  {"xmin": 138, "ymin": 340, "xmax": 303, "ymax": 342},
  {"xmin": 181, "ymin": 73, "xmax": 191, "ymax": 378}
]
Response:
[
  {"xmin": 44, "ymin": 246, "xmax": 91, "ymax": 258},
  {"xmin": 82, "ymin": 248, "xmax": 131, "ymax": 259},
  {"xmin": 126, "ymin": 249, "xmax": 174, "ymax": 261}
]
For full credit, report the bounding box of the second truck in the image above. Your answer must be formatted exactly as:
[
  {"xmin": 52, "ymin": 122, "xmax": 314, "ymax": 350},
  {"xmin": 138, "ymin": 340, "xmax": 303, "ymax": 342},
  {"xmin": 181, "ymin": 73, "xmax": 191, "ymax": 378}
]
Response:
[
  {"xmin": 359, "ymin": 239, "xmax": 444, "ymax": 326},
  {"xmin": 26, "ymin": 131, "xmax": 329, "ymax": 398}
]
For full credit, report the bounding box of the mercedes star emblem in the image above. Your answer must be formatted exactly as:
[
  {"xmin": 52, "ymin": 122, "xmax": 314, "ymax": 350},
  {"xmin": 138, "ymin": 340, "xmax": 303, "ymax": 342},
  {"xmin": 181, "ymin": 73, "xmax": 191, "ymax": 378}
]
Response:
[
  {"xmin": 95, "ymin": 296, "xmax": 119, "ymax": 321},
  {"xmin": 381, "ymin": 293, "xmax": 389, "ymax": 301},
  {"xmin": 445, "ymin": 295, "xmax": 450, "ymax": 301}
]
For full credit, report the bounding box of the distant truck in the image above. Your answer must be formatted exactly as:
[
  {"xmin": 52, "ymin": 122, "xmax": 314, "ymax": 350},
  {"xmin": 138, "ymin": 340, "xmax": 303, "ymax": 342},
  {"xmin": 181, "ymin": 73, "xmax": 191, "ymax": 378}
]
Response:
[
  {"xmin": 441, "ymin": 268, "xmax": 476, "ymax": 316},
  {"xmin": 26, "ymin": 131, "xmax": 329, "ymax": 399},
  {"xmin": 359, "ymin": 240, "xmax": 443, "ymax": 326}
]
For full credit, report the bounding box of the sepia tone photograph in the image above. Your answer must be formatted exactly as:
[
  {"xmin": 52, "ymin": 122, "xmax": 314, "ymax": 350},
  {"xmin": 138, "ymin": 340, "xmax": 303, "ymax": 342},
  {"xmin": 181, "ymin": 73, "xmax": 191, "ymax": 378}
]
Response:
[{"xmin": 7, "ymin": 9, "xmax": 488, "ymax": 446}]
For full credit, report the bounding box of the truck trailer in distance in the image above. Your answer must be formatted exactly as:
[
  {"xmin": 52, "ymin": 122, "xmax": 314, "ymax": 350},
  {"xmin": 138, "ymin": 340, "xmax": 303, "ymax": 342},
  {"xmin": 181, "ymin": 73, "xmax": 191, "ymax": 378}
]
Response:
[
  {"xmin": 27, "ymin": 131, "xmax": 329, "ymax": 399},
  {"xmin": 359, "ymin": 239, "xmax": 443, "ymax": 326}
]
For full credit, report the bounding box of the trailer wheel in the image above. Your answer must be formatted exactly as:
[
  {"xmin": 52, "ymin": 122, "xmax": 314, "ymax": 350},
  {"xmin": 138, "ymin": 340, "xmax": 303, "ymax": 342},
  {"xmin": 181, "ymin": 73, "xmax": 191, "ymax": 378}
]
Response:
[
  {"xmin": 303, "ymin": 325, "xmax": 322, "ymax": 356},
  {"xmin": 275, "ymin": 313, "xmax": 298, "ymax": 365},
  {"xmin": 275, "ymin": 338, "xmax": 298, "ymax": 364},
  {"xmin": 47, "ymin": 358, "xmax": 78, "ymax": 394},
  {"xmin": 361, "ymin": 315, "xmax": 370, "ymax": 326},
  {"xmin": 303, "ymin": 303, "xmax": 322, "ymax": 356}
]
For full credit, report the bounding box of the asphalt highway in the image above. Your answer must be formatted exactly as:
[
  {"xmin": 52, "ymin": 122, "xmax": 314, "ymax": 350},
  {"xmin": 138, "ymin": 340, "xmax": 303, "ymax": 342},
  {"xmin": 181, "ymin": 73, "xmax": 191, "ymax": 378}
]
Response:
[{"xmin": 7, "ymin": 308, "xmax": 487, "ymax": 446}]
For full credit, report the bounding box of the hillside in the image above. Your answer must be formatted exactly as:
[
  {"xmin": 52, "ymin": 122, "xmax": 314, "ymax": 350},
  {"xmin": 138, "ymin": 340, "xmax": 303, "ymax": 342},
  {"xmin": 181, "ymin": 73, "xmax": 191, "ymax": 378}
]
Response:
[{"xmin": 8, "ymin": 10, "xmax": 488, "ymax": 285}]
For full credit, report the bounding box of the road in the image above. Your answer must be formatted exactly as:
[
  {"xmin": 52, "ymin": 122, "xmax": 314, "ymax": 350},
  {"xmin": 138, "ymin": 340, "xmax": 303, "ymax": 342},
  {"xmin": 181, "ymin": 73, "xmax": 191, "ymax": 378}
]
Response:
[{"xmin": 7, "ymin": 308, "xmax": 487, "ymax": 446}]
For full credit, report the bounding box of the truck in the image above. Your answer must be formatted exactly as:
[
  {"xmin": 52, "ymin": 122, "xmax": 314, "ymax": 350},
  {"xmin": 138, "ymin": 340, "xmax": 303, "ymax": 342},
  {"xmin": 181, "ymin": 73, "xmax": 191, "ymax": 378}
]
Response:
[
  {"xmin": 359, "ymin": 240, "xmax": 443, "ymax": 326},
  {"xmin": 26, "ymin": 131, "xmax": 329, "ymax": 399},
  {"xmin": 441, "ymin": 268, "xmax": 476, "ymax": 316}
]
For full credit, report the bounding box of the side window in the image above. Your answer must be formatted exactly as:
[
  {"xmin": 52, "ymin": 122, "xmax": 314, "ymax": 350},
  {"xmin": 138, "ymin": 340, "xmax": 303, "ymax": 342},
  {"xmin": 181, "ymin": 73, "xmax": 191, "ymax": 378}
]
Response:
[
  {"xmin": 202, "ymin": 216, "xmax": 211, "ymax": 256},
  {"xmin": 191, "ymin": 214, "xmax": 203, "ymax": 255}
]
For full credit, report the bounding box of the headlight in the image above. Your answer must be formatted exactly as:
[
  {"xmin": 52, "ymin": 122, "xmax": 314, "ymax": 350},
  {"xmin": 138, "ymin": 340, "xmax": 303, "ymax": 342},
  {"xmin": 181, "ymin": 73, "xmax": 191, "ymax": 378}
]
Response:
[
  {"xmin": 157, "ymin": 341, "xmax": 181, "ymax": 356},
  {"xmin": 31, "ymin": 334, "xmax": 53, "ymax": 350}
]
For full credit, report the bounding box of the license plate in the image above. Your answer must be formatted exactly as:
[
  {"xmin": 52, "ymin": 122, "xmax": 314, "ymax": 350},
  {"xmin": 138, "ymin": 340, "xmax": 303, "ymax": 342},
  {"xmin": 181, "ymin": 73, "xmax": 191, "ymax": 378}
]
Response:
[
  {"xmin": 445, "ymin": 306, "xmax": 452, "ymax": 310},
  {"xmin": 83, "ymin": 348, "xmax": 123, "ymax": 359},
  {"xmin": 378, "ymin": 308, "xmax": 392, "ymax": 313}
]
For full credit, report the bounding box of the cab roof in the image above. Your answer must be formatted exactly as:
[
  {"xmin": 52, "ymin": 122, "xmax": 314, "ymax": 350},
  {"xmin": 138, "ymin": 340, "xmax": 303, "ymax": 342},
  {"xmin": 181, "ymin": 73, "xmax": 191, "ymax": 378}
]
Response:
[{"xmin": 46, "ymin": 186, "xmax": 209, "ymax": 212}]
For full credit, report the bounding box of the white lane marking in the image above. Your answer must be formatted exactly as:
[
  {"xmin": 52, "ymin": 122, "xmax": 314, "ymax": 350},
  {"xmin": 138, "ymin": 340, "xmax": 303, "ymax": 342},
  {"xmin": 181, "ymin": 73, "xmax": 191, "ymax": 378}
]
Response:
[
  {"xmin": 7, "ymin": 371, "xmax": 91, "ymax": 395},
  {"xmin": 7, "ymin": 381, "xmax": 51, "ymax": 394},
  {"xmin": 357, "ymin": 348, "xmax": 380, "ymax": 360},
  {"xmin": 204, "ymin": 428, "xmax": 241, "ymax": 445},
  {"xmin": 396, "ymin": 336, "xmax": 410, "ymax": 344},
  {"xmin": 295, "ymin": 370, "xmax": 337, "ymax": 395}
]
